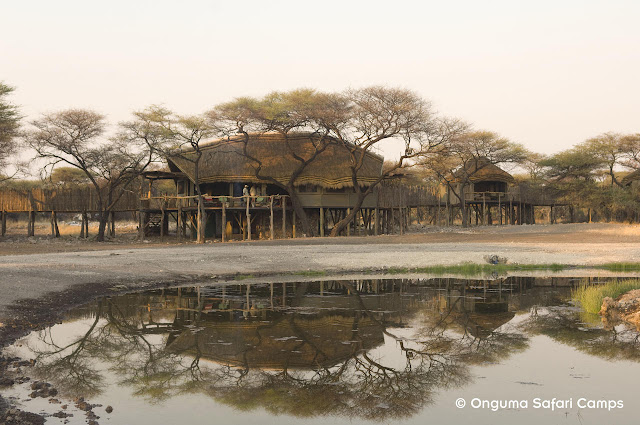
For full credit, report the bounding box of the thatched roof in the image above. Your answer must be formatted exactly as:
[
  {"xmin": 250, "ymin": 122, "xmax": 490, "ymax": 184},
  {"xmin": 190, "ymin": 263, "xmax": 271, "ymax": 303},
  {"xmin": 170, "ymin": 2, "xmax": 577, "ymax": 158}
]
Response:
[
  {"xmin": 167, "ymin": 132, "xmax": 384, "ymax": 189},
  {"xmin": 621, "ymin": 169, "xmax": 640, "ymax": 186},
  {"xmin": 453, "ymin": 157, "xmax": 515, "ymax": 184}
]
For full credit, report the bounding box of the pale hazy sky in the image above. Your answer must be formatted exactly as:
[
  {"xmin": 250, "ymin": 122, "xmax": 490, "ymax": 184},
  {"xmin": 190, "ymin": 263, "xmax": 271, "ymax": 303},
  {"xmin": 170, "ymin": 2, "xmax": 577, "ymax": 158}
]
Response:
[{"xmin": 2, "ymin": 0, "xmax": 639, "ymax": 155}]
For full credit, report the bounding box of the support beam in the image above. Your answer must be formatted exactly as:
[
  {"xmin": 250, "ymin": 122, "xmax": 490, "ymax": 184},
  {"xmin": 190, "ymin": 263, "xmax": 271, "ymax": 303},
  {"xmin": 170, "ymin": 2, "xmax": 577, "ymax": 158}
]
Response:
[
  {"xmin": 292, "ymin": 209, "xmax": 296, "ymax": 238},
  {"xmin": 1, "ymin": 210, "xmax": 6, "ymax": 237},
  {"xmin": 269, "ymin": 196, "xmax": 274, "ymax": 240},
  {"xmin": 374, "ymin": 207, "xmax": 379, "ymax": 236},
  {"xmin": 51, "ymin": 211, "xmax": 60, "ymax": 238},
  {"xmin": 177, "ymin": 204, "xmax": 183, "ymax": 240},
  {"xmin": 221, "ymin": 201, "xmax": 226, "ymax": 242},
  {"xmin": 319, "ymin": 207, "xmax": 324, "ymax": 237},
  {"xmin": 282, "ymin": 197, "xmax": 286, "ymax": 238},
  {"xmin": 138, "ymin": 209, "xmax": 144, "ymax": 239},
  {"xmin": 246, "ymin": 200, "xmax": 251, "ymax": 241}
]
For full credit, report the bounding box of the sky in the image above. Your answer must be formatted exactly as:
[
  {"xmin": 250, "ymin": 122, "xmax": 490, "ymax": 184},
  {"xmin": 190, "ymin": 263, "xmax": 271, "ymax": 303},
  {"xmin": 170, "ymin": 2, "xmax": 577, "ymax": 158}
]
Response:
[{"xmin": 1, "ymin": 0, "xmax": 639, "ymax": 157}]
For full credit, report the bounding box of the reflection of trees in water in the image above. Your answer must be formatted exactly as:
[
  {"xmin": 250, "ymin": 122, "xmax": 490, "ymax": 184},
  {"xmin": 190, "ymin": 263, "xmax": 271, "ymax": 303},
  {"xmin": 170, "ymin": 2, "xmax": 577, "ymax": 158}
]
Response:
[
  {"xmin": 520, "ymin": 306, "xmax": 640, "ymax": 362},
  {"xmin": 26, "ymin": 280, "xmax": 529, "ymax": 420}
]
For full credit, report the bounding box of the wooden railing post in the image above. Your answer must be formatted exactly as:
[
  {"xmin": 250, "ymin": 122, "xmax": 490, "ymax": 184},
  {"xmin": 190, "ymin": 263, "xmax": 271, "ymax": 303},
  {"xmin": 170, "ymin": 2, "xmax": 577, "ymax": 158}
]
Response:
[
  {"xmin": 177, "ymin": 200, "xmax": 183, "ymax": 240},
  {"xmin": 282, "ymin": 196, "xmax": 286, "ymax": 238},
  {"xmin": 269, "ymin": 196, "xmax": 274, "ymax": 240},
  {"xmin": 221, "ymin": 200, "xmax": 226, "ymax": 243}
]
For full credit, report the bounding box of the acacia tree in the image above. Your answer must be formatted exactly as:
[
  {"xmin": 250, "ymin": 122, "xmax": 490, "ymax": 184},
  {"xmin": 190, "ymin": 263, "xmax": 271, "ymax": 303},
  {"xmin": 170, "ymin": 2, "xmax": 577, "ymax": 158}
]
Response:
[
  {"xmin": 208, "ymin": 89, "xmax": 346, "ymax": 237},
  {"xmin": 583, "ymin": 132, "xmax": 627, "ymax": 187},
  {"xmin": 25, "ymin": 109, "xmax": 154, "ymax": 241},
  {"xmin": 0, "ymin": 82, "xmax": 21, "ymax": 180},
  {"xmin": 539, "ymin": 147, "xmax": 604, "ymax": 222},
  {"xmin": 326, "ymin": 87, "xmax": 465, "ymax": 236},
  {"xmin": 423, "ymin": 130, "xmax": 528, "ymax": 227},
  {"xmin": 128, "ymin": 106, "xmax": 214, "ymax": 243}
]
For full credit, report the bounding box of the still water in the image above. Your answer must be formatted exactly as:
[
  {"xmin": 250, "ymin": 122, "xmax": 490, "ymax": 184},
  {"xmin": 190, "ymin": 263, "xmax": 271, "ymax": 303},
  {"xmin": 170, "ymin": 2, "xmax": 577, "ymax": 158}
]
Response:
[{"xmin": 3, "ymin": 276, "xmax": 640, "ymax": 425}]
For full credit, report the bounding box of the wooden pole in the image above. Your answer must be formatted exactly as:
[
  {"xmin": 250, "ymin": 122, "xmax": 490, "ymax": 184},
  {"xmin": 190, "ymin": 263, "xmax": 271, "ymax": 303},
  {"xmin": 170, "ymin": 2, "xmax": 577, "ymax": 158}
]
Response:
[
  {"xmin": 282, "ymin": 196, "xmax": 286, "ymax": 238},
  {"xmin": 374, "ymin": 207, "xmax": 379, "ymax": 236},
  {"xmin": 269, "ymin": 196, "xmax": 274, "ymax": 240},
  {"xmin": 221, "ymin": 201, "xmax": 226, "ymax": 242},
  {"xmin": 246, "ymin": 199, "xmax": 251, "ymax": 241},
  {"xmin": 50, "ymin": 211, "xmax": 55, "ymax": 237},
  {"xmin": 54, "ymin": 211, "xmax": 60, "ymax": 237},
  {"xmin": 160, "ymin": 205, "xmax": 166, "ymax": 240},
  {"xmin": 27, "ymin": 209, "xmax": 34, "ymax": 237},
  {"xmin": 346, "ymin": 208, "xmax": 351, "ymax": 236},
  {"xmin": 83, "ymin": 210, "xmax": 89, "ymax": 238},
  {"xmin": 177, "ymin": 203, "xmax": 183, "ymax": 240},
  {"xmin": 292, "ymin": 209, "xmax": 296, "ymax": 238},
  {"xmin": 1, "ymin": 210, "xmax": 6, "ymax": 237},
  {"xmin": 509, "ymin": 197, "xmax": 513, "ymax": 225},
  {"xmin": 498, "ymin": 194, "xmax": 502, "ymax": 225},
  {"xmin": 482, "ymin": 193, "xmax": 486, "ymax": 225},
  {"xmin": 319, "ymin": 207, "xmax": 324, "ymax": 237}
]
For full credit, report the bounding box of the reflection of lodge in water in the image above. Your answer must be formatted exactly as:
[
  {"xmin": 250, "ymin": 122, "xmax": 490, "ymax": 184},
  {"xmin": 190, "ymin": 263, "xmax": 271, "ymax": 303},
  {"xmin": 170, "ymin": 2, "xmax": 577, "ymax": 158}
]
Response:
[
  {"xmin": 164, "ymin": 280, "xmax": 422, "ymax": 369},
  {"xmin": 66, "ymin": 276, "xmax": 617, "ymax": 368}
]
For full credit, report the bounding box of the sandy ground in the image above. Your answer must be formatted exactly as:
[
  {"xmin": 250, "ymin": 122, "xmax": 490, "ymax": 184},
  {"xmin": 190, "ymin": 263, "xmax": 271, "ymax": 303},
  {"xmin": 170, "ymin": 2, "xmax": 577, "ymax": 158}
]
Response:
[{"xmin": 1, "ymin": 222, "xmax": 640, "ymax": 346}]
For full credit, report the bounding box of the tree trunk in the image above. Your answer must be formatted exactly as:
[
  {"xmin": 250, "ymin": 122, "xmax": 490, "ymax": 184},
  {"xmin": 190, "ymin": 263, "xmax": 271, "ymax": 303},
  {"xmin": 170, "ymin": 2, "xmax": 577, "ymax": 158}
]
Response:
[
  {"xmin": 96, "ymin": 208, "xmax": 109, "ymax": 242},
  {"xmin": 330, "ymin": 192, "xmax": 366, "ymax": 236},
  {"xmin": 287, "ymin": 187, "xmax": 315, "ymax": 237}
]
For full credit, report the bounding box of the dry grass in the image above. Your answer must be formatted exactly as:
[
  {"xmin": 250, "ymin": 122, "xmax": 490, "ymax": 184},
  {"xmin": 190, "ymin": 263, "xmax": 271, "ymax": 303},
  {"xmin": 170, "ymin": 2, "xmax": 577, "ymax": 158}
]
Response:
[{"xmin": 572, "ymin": 279, "xmax": 640, "ymax": 314}]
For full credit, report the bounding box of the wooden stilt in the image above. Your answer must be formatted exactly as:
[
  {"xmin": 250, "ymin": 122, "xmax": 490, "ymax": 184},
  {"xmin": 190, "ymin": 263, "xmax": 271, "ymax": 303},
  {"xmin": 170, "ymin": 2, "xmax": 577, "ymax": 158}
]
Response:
[
  {"xmin": 282, "ymin": 196, "xmax": 286, "ymax": 238},
  {"xmin": 246, "ymin": 198, "xmax": 251, "ymax": 241},
  {"xmin": 160, "ymin": 206, "xmax": 166, "ymax": 240},
  {"xmin": 319, "ymin": 207, "xmax": 324, "ymax": 237},
  {"xmin": 1, "ymin": 210, "xmax": 6, "ymax": 237},
  {"xmin": 50, "ymin": 211, "xmax": 55, "ymax": 236},
  {"xmin": 374, "ymin": 207, "xmax": 379, "ymax": 236},
  {"xmin": 292, "ymin": 209, "xmax": 296, "ymax": 238},
  {"xmin": 509, "ymin": 198, "xmax": 513, "ymax": 225},
  {"xmin": 138, "ymin": 209, "xmax": 144, "ymax": 239},
  {"xmin": 269, "ymin": 196, "xmax": 274, "ymax": 240},
  {"xmin": 482, "ymin": 193, "xmax": 486, "ymax": 225},
  {"xmin": 177, "ymin": 204, "xmax": 183, "ymax": 240},
  {"xmin": 346, "ymin": 208, "xmax": 350, "ymax": 236}
]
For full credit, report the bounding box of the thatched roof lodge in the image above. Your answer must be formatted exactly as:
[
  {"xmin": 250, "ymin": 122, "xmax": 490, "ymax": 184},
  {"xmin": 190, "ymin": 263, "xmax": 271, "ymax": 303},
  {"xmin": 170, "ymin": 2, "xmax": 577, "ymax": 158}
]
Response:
[
  {"xmin": 449, "ymin": 157, "xmax": 516, "ymax": 204},
  {"xmin": 166, "ymin": 132, "xmax": 384, "ymax": 208}
]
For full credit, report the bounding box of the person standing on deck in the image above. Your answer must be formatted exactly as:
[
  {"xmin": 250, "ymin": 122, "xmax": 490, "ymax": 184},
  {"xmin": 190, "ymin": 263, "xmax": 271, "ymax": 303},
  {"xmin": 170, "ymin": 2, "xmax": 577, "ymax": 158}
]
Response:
[{"xmin": 242, "ymin": 185, "xmax": 249, "ymax": 205}]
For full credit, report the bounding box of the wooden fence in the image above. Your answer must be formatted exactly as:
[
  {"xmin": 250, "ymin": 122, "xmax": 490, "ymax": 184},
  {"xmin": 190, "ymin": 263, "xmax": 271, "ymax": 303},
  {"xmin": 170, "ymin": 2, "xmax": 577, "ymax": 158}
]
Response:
[{"xmin": 0, "ymin": 187, "xmax": 139, "ymax": 212}]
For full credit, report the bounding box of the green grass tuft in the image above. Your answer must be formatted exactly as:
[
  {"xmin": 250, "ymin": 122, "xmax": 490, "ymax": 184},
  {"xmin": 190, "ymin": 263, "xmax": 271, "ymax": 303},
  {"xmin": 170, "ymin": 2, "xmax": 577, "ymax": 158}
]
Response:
[
  {"xmin": 596, "ymin": 263, "xmax": 640, "ymax": 272},
  {"xmin": 572, "ymin": 279, "xmax": 640, "ymax": 314},
  {"xmin": 385, "ymin": 263, "xmax": 567, "ymax": 276},
  {"xmin": 293, "ymin": 270, "xmax": 327, "ymax": 277}
]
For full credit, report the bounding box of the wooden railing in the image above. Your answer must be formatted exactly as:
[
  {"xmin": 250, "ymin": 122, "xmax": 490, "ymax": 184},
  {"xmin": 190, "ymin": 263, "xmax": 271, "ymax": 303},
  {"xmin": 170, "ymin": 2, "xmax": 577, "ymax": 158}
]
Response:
[{"xmin": 140, "ymin": 195, "xmax": 289, "ymax": 210}]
